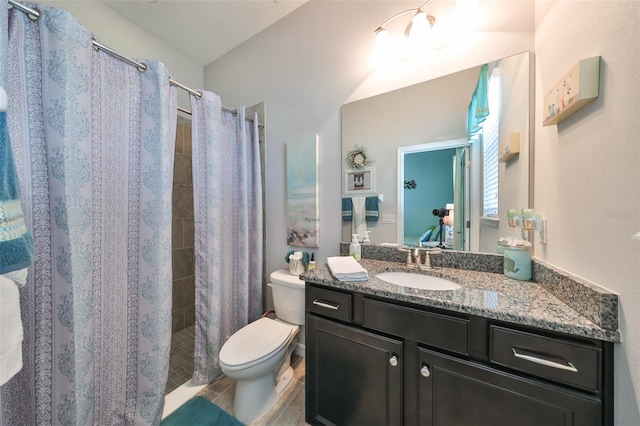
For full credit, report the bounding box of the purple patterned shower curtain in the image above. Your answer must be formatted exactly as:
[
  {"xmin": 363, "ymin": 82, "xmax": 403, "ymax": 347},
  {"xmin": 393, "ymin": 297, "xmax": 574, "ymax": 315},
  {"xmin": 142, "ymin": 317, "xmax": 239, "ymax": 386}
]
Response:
[
  {"xmin": 0, "ymin": 3, "xmax": 176, "ymax": 424},
  {"xmin": 190, "ymin": 91, "xmax": 263, "ymax": 385}
]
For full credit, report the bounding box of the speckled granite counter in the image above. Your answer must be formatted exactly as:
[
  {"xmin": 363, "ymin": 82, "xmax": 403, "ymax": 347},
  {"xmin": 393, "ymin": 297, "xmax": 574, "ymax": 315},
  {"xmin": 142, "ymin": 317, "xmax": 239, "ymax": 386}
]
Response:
[{"xmin": 301, "ymin": 258, "xmax": 621, "ymax": 343}]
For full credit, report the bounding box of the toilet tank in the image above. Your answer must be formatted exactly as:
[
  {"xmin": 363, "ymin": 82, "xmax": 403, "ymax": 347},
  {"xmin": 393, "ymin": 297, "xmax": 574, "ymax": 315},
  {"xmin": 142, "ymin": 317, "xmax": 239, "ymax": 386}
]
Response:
[{"xmin": 270, "ymin": 270, "xmax": 306, "ymax": 325}]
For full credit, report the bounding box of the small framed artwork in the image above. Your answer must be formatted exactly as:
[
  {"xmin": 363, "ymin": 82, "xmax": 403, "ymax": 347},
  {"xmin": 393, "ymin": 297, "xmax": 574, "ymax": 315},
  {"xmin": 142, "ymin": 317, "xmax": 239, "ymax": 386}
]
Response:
[{"xmin": 344, "ymin": 168, "xmax": 376, "ymax": 195}]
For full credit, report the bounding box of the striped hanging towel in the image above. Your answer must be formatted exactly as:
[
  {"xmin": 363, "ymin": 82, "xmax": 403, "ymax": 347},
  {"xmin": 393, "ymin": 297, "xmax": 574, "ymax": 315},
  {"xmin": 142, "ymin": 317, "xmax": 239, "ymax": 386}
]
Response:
[
  {"xmin": 0, "ymin": 111, "xmax": 34, "ymax": 275},
  {"xmin": 342, "ymin": 197, "xmax": 353, "ymax": 221},
  {"xmin": 365, "ymin": 196, "xmax": 379, "ymax": 222}
]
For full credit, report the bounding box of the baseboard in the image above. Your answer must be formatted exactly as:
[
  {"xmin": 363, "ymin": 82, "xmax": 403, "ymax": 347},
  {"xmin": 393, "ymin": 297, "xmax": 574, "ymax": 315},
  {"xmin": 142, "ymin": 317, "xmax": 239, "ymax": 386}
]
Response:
[
  {"xmin": 162, "ymin": 379, "xmax": 207, "ymax": 419},
  {"xmin": 294, "ymin": 342, "xmax": 305, "ymax": 357}
]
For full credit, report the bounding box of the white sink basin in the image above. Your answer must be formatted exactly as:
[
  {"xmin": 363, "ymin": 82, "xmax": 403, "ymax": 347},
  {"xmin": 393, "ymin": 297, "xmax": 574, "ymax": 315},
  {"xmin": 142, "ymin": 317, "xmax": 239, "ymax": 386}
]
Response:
[{"xmin": 376, "ymin": 272, "xmax": 461, "ymax": 291}]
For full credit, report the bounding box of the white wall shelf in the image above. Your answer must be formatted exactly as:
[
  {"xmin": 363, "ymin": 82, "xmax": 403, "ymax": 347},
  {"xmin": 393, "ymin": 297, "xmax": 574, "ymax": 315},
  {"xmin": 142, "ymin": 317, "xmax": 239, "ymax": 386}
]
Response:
[
  {"xmin": 499, "ymin": 131, "xmax": 520, "ymax": 162},
  {"xmin": 543, "ymin": 56, "xmax": 600, "ymax": 126}
]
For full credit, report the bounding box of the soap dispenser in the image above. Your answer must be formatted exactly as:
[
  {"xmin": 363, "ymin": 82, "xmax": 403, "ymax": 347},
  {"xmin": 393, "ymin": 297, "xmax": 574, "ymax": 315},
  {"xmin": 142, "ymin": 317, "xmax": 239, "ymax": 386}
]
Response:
[
  {"xmin": 363, "ymin": 231, "xmax": 371, "ymax": 244},
  {"xmin": 349, "ymin": 234, "xmax": 361, "ymax": 261}
]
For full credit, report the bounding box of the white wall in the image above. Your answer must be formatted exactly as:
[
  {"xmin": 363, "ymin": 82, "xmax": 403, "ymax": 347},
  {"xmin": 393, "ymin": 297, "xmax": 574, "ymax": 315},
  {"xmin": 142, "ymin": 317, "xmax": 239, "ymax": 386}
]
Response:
[
  {"xmin": 534, "ymin": 1, "xmax": 640, "ymax": 424},
  {"xmin": 204, "ymin": 1, "xmax": 533, "ymax": 276},
  {"xmin": 38, "ymin": 1, "xmax": 204, "ymax": 110}
]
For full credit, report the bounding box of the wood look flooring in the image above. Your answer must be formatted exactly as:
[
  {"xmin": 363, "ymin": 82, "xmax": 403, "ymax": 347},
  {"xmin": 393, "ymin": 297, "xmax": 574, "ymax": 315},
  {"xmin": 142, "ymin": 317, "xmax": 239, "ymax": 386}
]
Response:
[{"xmin": 195, "ymin": 353, "xmax": 308, "ymax": 425}]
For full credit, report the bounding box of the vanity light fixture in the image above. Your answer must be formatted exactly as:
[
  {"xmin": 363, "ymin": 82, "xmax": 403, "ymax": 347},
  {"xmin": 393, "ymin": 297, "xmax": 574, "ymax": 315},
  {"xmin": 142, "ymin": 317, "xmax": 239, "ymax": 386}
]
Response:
[{"xmin": 373, "ymin": 0, "xmax": 436, "ymax": 46}]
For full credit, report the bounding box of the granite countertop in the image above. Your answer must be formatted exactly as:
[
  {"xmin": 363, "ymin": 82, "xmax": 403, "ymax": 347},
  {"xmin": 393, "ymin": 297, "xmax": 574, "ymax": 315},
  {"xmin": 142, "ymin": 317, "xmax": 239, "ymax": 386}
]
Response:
[{"xmin": 301, "ymin": 258, "xmax": 621, "ymax": 343}]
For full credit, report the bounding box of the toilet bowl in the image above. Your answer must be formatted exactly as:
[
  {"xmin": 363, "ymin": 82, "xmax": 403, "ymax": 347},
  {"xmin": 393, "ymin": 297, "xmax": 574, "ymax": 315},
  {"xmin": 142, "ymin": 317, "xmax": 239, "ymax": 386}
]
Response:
[{"xmin": 218, "ymin": 270, "xmax": 305, "ymax": 424}]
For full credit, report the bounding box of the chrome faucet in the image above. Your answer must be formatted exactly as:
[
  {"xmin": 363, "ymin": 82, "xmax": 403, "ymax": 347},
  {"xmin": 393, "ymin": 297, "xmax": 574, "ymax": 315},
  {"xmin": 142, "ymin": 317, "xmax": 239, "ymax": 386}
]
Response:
[
  {"xmin": 412, "ymin": 247, "xmax": 421, "ymax": 265},
  {"xmin": 398, "ymin": 246, "xmax": 442, "ymax": 269}
]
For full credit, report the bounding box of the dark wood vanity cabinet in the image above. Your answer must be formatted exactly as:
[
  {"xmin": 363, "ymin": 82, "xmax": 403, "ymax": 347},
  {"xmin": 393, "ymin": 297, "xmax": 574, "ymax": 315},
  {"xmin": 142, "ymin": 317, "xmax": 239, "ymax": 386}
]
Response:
[
  {"xmin": 417, "ymin": 347, "xmax": 601, "ymax": 426},
  {"xmin": 306, "ymin": 315, "xmax": 403, "ymax": 426},
  {"xmin": 305, "ymin": 283, "xmax": 614, "ymax": 426}
]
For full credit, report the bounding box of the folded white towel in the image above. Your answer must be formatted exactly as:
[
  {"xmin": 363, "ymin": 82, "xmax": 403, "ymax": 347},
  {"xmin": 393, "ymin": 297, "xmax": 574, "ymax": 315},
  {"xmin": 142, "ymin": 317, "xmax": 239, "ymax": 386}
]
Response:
[
  {"xmin": 0, "ymin": 271, "xmax": 25, "ymax": 385},
  {"xmin": 327, "ymin": 256, "xmax": 369, "ymax": 282}
]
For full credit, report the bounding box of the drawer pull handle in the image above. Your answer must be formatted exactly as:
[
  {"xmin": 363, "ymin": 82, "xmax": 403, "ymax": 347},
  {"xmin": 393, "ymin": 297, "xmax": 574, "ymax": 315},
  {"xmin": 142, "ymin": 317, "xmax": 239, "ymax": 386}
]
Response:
[
  {"xmin": 312, "ymin": 300, "xmax": 340, "ymax": 310},
  {"xmin": 389, "ymin": 355, "xmax": 398, "ymax": 367},
  {"xmin": 512, "ymin": 348, "xmax": 578, "ymax": 372},
  {"xmin": 420, "ymin": 365, "xmax": 431, "ymax": 378}
]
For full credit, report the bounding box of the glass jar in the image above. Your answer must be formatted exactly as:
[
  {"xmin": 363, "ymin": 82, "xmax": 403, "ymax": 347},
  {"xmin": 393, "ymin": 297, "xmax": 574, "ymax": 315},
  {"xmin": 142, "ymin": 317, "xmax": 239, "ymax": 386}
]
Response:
[{"xmin": 503, "ymin": 245, "xmax": 532, "ymax": 281}]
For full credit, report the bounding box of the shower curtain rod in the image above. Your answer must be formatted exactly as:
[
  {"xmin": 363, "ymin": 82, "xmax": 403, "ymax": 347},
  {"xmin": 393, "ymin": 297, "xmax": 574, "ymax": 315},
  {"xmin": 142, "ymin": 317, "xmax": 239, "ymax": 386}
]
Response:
[{"xmin": 7, "ymin": 0, "xmax": 264, "ymax": 129}]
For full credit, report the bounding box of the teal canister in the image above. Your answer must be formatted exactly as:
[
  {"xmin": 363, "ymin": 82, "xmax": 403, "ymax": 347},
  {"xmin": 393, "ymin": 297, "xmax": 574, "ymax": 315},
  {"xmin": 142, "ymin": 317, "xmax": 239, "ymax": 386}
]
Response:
[
  {"xmin": 503, "ymin": 245, "xmax": 532, "ymax": 281},
  {"xmin": 497, "ymin": 238, "xmax": 510, "ymax": 254}
]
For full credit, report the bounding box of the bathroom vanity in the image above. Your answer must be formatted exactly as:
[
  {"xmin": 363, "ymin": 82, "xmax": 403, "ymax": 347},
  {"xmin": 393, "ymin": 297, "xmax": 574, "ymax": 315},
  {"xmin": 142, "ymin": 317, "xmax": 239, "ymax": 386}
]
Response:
[{"xmin": 303, "ymin": 258, "xmax": 618, "ymax": 426}]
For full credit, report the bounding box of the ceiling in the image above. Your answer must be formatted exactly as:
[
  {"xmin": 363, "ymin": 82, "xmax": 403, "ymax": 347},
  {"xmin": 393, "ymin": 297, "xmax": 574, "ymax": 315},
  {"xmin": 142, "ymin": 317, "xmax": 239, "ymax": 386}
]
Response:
[
  {"xmin": 99, "ymin": 0, "xmax": 308, "ymax": 67},
  {"xmin": 99, "ymin": 0, "xmax": 534, "ymax": 68}
]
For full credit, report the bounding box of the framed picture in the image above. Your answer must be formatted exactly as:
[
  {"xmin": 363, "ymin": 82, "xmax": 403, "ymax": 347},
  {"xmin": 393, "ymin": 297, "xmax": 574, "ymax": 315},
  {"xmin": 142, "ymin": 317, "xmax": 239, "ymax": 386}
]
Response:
[
  {"xmin": 344, "ymin": 168, "xmax": 376, "ymax": 195},
  {"xmin": 287, "ymin": 135, "xmax": 320, "ymax": 248}
]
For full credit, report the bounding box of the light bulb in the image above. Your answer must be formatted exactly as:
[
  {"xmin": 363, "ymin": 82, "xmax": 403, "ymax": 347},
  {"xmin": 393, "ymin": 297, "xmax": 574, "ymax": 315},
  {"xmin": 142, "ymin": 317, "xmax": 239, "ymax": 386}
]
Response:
[
  {"xmin": 372, "ymin": 28, "xmax": 393, "ymax": 66},
  {"xmin": 409, "ymin": 10, "xmax": 430, "ymax": 40}
]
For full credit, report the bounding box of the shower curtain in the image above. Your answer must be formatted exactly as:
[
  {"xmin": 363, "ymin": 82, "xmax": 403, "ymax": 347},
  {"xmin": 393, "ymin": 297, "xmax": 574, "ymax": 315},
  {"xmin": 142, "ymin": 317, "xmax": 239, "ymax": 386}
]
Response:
[
  {"xmin": 1, "ymin": 3, "xmax": 176, "ymax": 424},
  {"xmin": 190, "ymin": 91, "xmax": 263, "ymax": 385}
]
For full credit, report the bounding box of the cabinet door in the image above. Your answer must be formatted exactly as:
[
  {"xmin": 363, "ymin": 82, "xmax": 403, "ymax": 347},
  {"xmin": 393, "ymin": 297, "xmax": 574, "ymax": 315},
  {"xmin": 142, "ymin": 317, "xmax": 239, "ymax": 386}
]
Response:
[
  {"xmin": 306, "ymin": 314, "xmax": 403, "ymax": 426},
  {"xmin": 417, "ymin": 347, "xmax": 601, "ymax": 426}
]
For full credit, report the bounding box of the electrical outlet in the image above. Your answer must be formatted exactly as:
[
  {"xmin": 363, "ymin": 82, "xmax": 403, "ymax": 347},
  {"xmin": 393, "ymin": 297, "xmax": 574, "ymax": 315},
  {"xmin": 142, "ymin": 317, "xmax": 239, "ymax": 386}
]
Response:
[{"xmin": 539, "ymin": 218, "xmax": 548, "ymax": 244}]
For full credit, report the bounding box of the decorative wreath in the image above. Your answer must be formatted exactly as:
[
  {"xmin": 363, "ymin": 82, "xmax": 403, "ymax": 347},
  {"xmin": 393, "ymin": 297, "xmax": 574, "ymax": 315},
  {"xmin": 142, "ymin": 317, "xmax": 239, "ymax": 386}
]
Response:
[
  {"xmin": 404, "ymin": 179, "xmax": 417, "ymax": 189},
  {"xmin": 345, "ymin": 145, "xmax": 373, "ymax": 170}
]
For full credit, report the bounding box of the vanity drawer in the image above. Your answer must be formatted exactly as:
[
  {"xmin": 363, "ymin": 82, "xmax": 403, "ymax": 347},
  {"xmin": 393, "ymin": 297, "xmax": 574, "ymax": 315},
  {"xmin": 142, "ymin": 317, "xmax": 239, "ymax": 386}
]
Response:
[
  {"xmin": 490, "ymin": 325, "xmax": 601, "ymax": 393},
  {"xmin": 363, "ymin": 298, "xmax": 469, "ymax": 355},
  {"xmin": 307, "ymin": 286, "xmax": 352, "ymax": 323}
]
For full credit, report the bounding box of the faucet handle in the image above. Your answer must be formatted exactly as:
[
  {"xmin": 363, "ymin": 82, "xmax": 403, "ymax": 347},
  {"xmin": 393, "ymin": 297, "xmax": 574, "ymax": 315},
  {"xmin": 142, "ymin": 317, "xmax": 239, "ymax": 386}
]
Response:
[
  {"xmin": 397, "ymin": 247, "xmax": 413, "ymax": 267},
  {"xmin": 419, "ymin": 248, "xmax": 441, "ymax": 270}
]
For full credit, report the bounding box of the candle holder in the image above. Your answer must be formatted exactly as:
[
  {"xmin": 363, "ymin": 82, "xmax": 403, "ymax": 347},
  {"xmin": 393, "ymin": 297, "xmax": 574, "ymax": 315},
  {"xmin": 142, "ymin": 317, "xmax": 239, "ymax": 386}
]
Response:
[
  {"xmin": 521, "ymin": 208, "xmax": 536, "ymax": 231},
  {"xmin": 506, "ymin": 208, "xmax": 546, "ymax": 243},
  {"xmin": 507, "ymin": 209, "xmax": 520, "ymax": 228}
]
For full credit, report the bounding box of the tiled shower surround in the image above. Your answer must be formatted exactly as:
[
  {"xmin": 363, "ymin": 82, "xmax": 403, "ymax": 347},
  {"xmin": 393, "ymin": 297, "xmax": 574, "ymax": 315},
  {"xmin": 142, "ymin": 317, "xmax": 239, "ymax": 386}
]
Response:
[
  {"xmin": 172, "ymin": 116, "xmax": 195, "ymax": 334},
  {"xmin": 170, "ymin": 112, "xmax": 267, "ymax": 334}
]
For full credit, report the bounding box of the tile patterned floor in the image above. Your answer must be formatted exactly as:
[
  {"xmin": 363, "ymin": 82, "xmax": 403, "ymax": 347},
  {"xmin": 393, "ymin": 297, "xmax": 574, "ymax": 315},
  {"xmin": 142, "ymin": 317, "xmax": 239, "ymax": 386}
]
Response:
[
  {"xmin": 196, "ymin": 353, "xmax": 307, "ymax": 425},
  {"xmin": 166, "ymin": 325, "xmax": 195, "ymax": 395}
]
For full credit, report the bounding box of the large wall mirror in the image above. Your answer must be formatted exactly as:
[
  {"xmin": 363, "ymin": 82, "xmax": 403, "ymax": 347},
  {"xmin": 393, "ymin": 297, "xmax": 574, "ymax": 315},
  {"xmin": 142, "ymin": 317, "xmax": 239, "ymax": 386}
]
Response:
[{"xmin": 341, "ymin": 51, "xmax": 534, "ymax": 253}]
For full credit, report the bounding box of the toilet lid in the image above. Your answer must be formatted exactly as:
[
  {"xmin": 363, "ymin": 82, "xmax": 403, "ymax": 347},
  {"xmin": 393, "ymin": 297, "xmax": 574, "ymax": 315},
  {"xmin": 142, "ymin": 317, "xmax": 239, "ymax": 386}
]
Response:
[{"xmin": 219, "ymin": 318, "xmax": 295, "ymax": 368}]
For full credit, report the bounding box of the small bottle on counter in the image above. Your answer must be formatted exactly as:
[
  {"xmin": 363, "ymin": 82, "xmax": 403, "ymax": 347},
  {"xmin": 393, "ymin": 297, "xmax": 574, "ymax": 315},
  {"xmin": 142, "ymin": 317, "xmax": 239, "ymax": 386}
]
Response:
[
  {"xmin": 349, "ymin": 234, "xmax": 361, "ymax": 261},
  {"xmin": 363, "ymin": 231, "xmax": 371, "ymax": 244},
  {"xmin": 308, "ymin": 253, "xmax": 316, "ymax": 271}
]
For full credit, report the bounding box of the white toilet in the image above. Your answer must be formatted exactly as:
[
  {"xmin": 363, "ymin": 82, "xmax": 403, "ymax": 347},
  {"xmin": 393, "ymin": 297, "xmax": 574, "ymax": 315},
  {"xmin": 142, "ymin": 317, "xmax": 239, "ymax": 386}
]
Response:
[{"xmin": 219, "ymin": 269, "xmax": 305, "ymax": 424}]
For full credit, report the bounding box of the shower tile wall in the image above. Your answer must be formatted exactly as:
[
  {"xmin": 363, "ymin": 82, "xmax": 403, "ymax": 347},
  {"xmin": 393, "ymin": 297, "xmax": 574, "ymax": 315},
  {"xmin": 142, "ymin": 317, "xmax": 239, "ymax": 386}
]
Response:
[{"xmin": 172, "ymin": 116, "xmax": 194, "ymax": 334}]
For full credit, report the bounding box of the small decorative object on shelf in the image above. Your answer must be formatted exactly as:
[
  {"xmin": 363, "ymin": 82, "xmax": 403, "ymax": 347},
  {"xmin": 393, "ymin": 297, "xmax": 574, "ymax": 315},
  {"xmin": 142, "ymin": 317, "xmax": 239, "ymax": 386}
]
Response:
[
  {"xmin": 345, "ymin": 144, "xmax": 373, "ymax": 170},
  {"xmin": 543, "ymin": 56, "xmax": 600, "ymax": 126}
]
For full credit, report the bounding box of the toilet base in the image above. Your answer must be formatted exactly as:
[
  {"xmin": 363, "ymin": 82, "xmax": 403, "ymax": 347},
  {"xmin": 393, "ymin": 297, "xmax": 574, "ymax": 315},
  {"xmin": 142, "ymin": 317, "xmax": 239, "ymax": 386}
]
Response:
[{"xmin": 233, "ymin": 365, "xmax": 295, "ymax": 424}]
